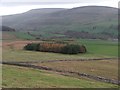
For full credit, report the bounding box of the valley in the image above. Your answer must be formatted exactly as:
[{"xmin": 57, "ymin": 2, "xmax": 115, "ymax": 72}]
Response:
[{"xmin": 1, "ymin": 6, "xmax": 119, "ymax": 88}]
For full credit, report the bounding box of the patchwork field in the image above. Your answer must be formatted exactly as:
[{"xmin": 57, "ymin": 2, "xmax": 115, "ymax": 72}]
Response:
[{"xmin": 2, "ymin": 37, "xmax": 119, "ymax": 88}]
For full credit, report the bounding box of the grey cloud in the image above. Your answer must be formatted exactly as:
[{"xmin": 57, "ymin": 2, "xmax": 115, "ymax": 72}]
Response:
[
  {"xmin": 1, "ymin": 0, "xmax": 106, "ymax": 7},
  {"xmin": 1, "ymin": 0, "xmax": 105, "ymax": 3},
  {"xmin": 1, "ymin": 2, "xmax": 79, "ymax": 7}
]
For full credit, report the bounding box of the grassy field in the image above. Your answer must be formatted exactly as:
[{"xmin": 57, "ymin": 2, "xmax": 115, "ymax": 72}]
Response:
[
  {"xmin": 2, "ymin": 32, "xmax": 118, "ymax": 57},
  {"xmin": 34, "ymin": 60, "xmax": 118, "ymax": 80},
  {"xmin": 77, "ymin": 39, "xmax": 118, "ymax": 57},
  {"xmin": 2, "ymin": 38, "xmax": 118, "ymax": 88},
  {"xmin": 3, "ymin": 39, "xmax": 118, "ymax": 62},
  {"xmin": 3, "ymin": 49, "xmax": 114, "ymax": 62},
  {"xmin": 2, "ymin": 65, "xmax": 118, "ymax": 88}
]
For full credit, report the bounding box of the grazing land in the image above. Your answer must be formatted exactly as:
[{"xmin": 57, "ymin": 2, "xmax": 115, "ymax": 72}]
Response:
[
  {"xmin": 3, "ymin": 49, "xmax": 108, "ymax": 62},
  {"xmin": 2, "ymin": 38, "xmax": 119, "ymax": 88},
  {"xmin": 2, "ymin": 65, "xmax": 118, "ymax": 88},
  {"xmin": 3, "ymin": 38, "xmax": 118, "ymax": 62},
  {"xmin": 34, "ymin": 60, "xmax": 118, "ymax": 80},
  {"xmin": 77, "ymin": 39, "xmax": 118, "ymax": 57}
]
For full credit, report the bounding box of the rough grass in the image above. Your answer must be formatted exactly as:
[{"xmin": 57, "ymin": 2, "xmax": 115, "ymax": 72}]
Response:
[
  {"xmin": 3, "ymin": 49, "xmax": 112, "ymax": 62},
  {"xmin": 34, "ymin": 60, "xmax": 118, "ymax": 80},
  {"xmin": 2, "ymin": 65, "xmax": 118, "ymax": 88}
]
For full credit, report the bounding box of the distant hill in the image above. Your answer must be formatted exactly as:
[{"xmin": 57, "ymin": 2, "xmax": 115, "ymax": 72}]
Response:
[
  {"xmin": 2, "ymin": 8, "xmax": 66, "ymax": 30},
  {"xmin": 1, "ymin": 26, "xmax": 15, "ymax": 32},
  {"xmin": 2, "ymin": 6, "xmax": 118, "ymax": 39}
]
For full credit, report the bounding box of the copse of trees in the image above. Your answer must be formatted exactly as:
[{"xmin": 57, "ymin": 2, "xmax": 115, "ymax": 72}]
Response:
[
  {"xmin": 24, "ymin": 42, "xmax": 87, "ymax": 54},
  {"xmin": 61, "ymin": 44, "xmax": 80, "ymax": 54},
  {"xmin": 39, "ymin": 43, "xmax": 65, "ymax": 53},
  {"xmin": 24, "ymin": 43, "xmax": 40, "ymax": 51}
]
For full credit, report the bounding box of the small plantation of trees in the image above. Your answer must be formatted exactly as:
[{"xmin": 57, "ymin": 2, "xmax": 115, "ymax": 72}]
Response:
[
  {"xmin": 24, "ymin": 43, "xmax": 40, "ymax": 51},
  {"xmin": 39, "ymin": 43, "xmax": 65, "ymax": 53},
  {"xmin": 24, "ymin": 42, "xmax": 87, "ymax": 54},
  {"xmin": 62, "ymin": 44, "xmax": 80, "ymax": 54}
]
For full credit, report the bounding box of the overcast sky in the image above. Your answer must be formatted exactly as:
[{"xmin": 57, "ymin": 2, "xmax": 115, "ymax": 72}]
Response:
[{"xmin": 0, "ymin": 0, "xmax": 119, "ymax": 16}]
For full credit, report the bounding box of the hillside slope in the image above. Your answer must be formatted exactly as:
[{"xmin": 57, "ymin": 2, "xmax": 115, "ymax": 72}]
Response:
[{"xmin": 2, "ymin": 6, "xmax": 118, "ymax": 39}]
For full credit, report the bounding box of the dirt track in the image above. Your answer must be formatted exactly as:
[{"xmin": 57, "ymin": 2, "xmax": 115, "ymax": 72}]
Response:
[{"xmin": 2, "ymin": 57, "xmax": 118, "ymax": 63}]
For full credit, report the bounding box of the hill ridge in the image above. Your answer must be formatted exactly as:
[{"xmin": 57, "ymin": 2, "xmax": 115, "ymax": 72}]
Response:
[{"xmin": 2, "ymin": 6, "xmax": 118, "ymax": 39}]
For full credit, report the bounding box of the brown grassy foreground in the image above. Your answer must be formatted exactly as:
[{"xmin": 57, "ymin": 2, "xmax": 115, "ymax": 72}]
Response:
[{"xmin": 32, "ymin": 59, "xmax": 118, "ymax": 80}]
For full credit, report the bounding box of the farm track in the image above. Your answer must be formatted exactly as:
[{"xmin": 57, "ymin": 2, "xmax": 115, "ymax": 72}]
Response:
[
  {"xmin": 2, "ymin": 57, "xmax": 118, "ymax": 63},
  {"xmin": 2, "ymin": 58, "xmax": 120, "ymax": 85}
]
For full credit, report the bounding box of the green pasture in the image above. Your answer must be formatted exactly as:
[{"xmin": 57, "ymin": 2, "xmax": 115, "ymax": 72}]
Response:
[{"xmin": 77, "ymin": 39, "xmax": 118, "ymax": 57}]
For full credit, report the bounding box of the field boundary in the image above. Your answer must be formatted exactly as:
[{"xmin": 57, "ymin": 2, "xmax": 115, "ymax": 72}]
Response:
[
  {"xmin": 2, "ymin": 58, "xmax": 118, "ymax": 63},
  {"xmin": 2, "ymin": 61, "xmax": 120, "ymax": 85}
]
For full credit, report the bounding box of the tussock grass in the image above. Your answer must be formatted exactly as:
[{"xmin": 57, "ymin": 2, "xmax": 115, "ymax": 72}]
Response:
[{"xmin": 35, "ymin": 60, "xmax": 118, "ymax": 80}]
